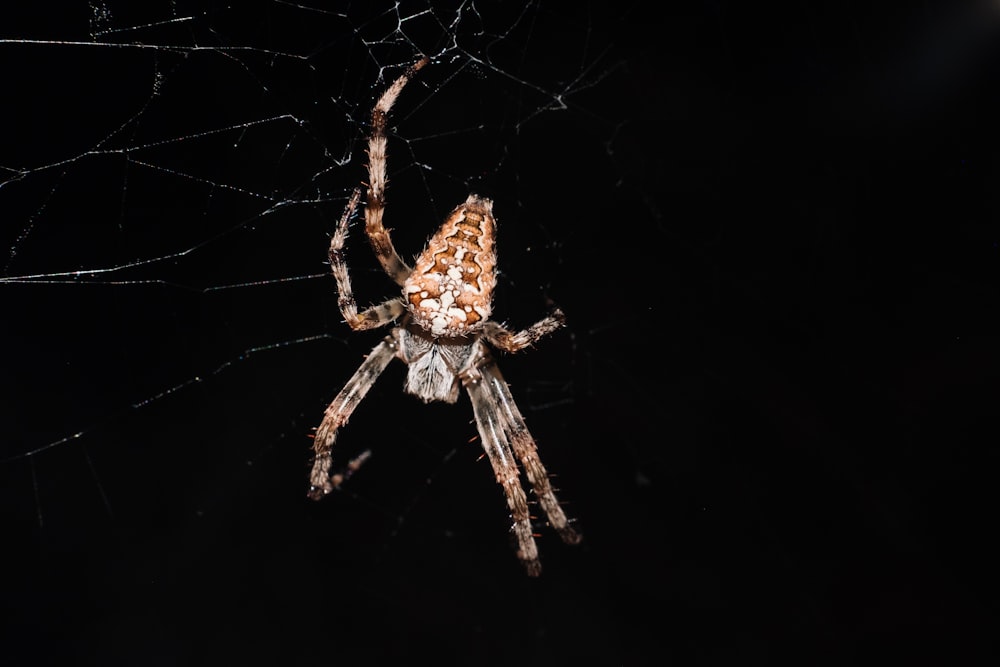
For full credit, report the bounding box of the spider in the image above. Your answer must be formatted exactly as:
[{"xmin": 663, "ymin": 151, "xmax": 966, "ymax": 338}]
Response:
[{"xmin": 307, "ymin": 56, "xmax": 581, "ymax": 576}]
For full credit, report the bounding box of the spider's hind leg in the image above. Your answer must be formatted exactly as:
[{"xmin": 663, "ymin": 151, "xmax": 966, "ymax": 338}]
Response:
[
  {"xmin": 329, "ymin": 188, "xmax": 406, "ymax": 331},
  {"xmin": 362, "ymin": 57, "xmax": 428, "ymax": 286}
]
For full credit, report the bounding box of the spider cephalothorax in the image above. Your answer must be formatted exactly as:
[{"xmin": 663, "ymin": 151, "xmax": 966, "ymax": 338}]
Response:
[{"xmin": 308, "ymin": 57, "xmax": 580, "ymax": 576}]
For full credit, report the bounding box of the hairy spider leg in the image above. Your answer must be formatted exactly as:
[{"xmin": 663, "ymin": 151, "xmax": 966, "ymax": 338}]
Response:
[
  {"xmin": 329, "ymin": 188, "xmax": 406, "ymax": 330},
  {"xmin": 309, "ymin": 337, "xmax": 398, "ymax": 499},
  {"xmin": 364, "ymin": 56, "xmax": 430, "ymax": 286},
  {"xmin": 465, "ymin": 366, "xmax": 544, "ymax": 576},
  {"xmin": 480, "ymin": 362, "xmax": 581, "ymax": 546},
  {"xmin": 482, "ymin": 308, "xmax": 567, "ymax": 352}
]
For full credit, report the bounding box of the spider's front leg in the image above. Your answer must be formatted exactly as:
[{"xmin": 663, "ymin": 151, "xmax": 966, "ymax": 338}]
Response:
[
  {"xmin": 480, "ymin": 361, "xmax": 581, "ymax": 547},
  {"xmin": 308, "ymin": 335, "xmax": 399, "ymax": 499},
  {"xmin": 464, "ymin": 365, "xmax": 544, "ymax": 576},
  {"xmin": 470, "ymin": 310, "xmax": 580, "ymax": 573}
]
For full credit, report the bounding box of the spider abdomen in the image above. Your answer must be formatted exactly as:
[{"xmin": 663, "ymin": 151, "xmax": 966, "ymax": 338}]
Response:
[{"xmin": 403, "ymin": 194, "xmax": 497, "ymax": 337}]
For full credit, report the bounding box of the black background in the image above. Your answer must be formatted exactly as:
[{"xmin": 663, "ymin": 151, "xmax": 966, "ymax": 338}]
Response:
[{"xmin": 2, "ymin": 1, "xmax": 998, "ymax": 665}]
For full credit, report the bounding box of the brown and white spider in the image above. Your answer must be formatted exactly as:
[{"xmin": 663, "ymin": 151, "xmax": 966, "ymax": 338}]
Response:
[{"xmin": 307, "ymin": 56, "xmax": 581, "ymax": 576}]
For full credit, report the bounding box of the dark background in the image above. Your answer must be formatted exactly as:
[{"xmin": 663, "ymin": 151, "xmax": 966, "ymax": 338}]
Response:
[{"xmin": 2, "ymin": 1, "xmax": 998, "ymax": 664}]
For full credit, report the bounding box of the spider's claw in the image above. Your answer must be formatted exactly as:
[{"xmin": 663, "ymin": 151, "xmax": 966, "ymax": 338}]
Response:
[
  {"xmin": 559, "ymin": 526, "xmax": 583, "ymax": 545},
  {"xmin": 306, "ymin": 484, "xmax": 332, "ymax": 501},
  {"xmin": 523, "ymin": 560, "xmax": 542, "ymax": 577}
]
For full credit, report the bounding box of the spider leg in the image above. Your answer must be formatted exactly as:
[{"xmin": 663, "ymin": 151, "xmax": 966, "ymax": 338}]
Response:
[
  {"xmin": 482, "ymin": 308, "xmax": 566, "ymax": 352},
  {"xmin": 465, "ymin": 370, "xmax": 543, "ymax": 576},
  {"xmin": 309, "ymin": 336, "xmax": 399, "ymax": 499},
  {"xmin": 329, "ymin": 188, "xmax": 406, "ymax": 330},
  {"xmin": 364, "ymin": 56, "xmax": 429, "ymax": 286},
  {"xmin": 480, "ymin": 362, "xmax": 581, "ymax": 546}
]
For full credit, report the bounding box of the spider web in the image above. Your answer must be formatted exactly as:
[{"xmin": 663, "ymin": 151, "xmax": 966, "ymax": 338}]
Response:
[
  {"xmin": 3, "ymin": 1, "xmax": 998, "ymax": 664},
  {"xmin": 1, "ymin": 1, "xmax": 656, "ymax": 663},
  {"xmin": 2, "ymin": 4, "xmax": 603, "ymax": 477}
]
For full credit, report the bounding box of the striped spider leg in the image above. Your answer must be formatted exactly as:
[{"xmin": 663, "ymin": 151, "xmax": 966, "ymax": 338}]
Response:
[{"xmin": 308, "ymin": 57, "xmax": 579, "ymax": 575}]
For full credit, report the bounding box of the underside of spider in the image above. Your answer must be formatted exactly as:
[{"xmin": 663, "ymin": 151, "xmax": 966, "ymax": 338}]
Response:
[{"xmin": 308, "ymin": 57, "xmax": 580, "ymax": 576}]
